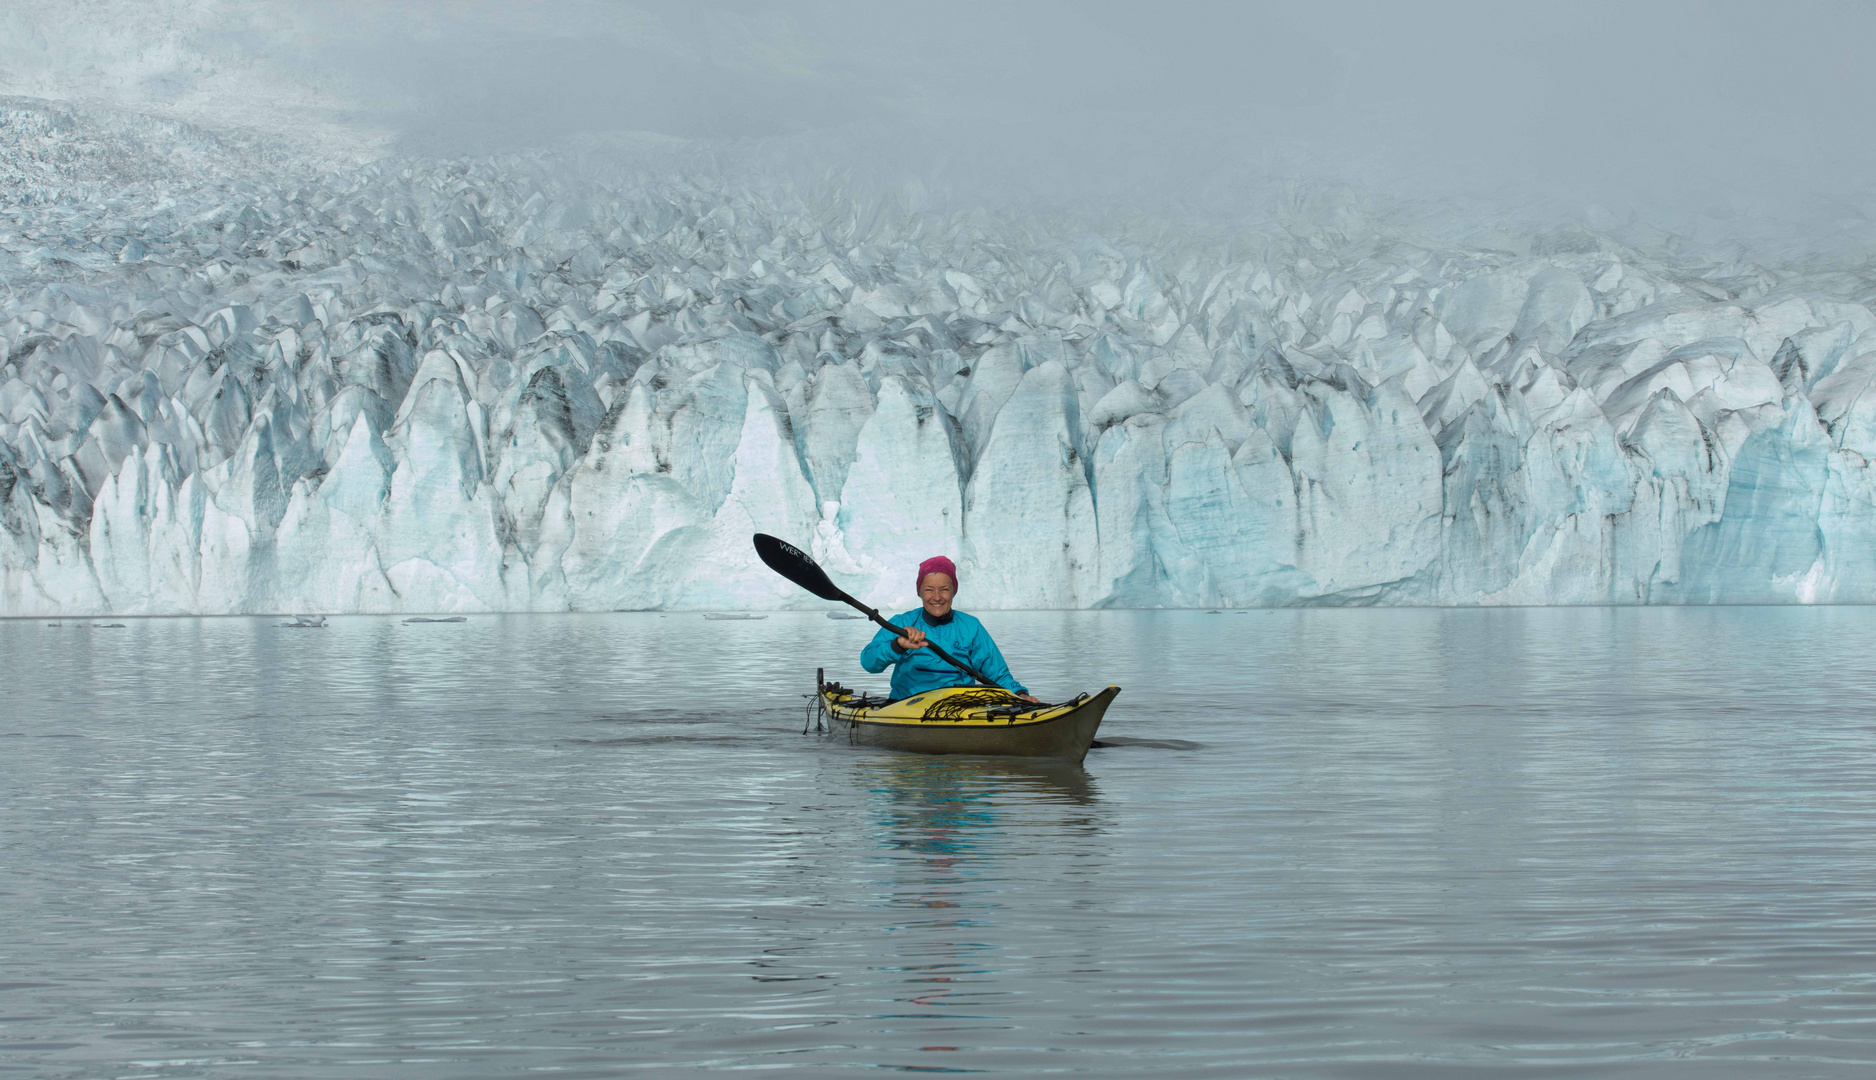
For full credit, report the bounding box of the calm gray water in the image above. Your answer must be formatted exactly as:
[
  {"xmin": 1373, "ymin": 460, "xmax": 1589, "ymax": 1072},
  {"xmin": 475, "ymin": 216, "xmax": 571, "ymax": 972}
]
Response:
[{"xmin": 5, "ymin": 608, "xmax": 1876, "ymax": 1077}]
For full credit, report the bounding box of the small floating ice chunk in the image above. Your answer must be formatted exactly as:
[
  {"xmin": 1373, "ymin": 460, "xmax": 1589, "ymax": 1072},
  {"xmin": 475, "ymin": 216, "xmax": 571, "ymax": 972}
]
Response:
[
  {"xmin": 702, "ymin": 613, "xmax": 768, "ymax": 620},
  {"xmin": 403, "ymin": 616, "xmax": 468, "ymax": 623}
]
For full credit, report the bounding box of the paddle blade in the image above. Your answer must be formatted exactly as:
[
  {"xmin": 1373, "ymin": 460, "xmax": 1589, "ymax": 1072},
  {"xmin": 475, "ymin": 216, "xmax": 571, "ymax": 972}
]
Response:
[{"xmin": 753, "ymin": 533, "xmax": 845, "ymax": 602}]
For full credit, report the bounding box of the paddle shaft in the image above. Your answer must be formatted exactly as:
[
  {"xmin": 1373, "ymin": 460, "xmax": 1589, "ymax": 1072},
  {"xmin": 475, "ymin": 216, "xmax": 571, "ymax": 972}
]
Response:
[
  {"xmin": 750, "ymin": 532, "xmax": 1002, "ymax": 688},
  {"xmin": 843, "ymin": 593, "xmax": 1001, "ymax": 688}
]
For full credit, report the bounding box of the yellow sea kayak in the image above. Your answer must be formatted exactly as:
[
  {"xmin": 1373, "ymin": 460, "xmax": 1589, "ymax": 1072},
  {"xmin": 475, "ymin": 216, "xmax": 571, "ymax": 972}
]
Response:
[{"xmin": 816, "ymin": 679, "xmax": 1121, "ymax": 764}]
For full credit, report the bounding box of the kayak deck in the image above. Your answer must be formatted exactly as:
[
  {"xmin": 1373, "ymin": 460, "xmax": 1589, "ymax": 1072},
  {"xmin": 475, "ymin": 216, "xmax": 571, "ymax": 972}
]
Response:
[{"xmin": 817, "ymin": 680, "xmax": 1120, "ymax": 764}]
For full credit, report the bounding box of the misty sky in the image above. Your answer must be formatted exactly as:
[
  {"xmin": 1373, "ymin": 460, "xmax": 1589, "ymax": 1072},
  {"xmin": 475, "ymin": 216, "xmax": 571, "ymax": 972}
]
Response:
[{"xmin": 5, "ymin": 1, "xmax": 1874, "ymax": 227}]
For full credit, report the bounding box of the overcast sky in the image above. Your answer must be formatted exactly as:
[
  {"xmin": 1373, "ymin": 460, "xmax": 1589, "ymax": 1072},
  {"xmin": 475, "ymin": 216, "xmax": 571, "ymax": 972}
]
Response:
[{"xmin": 6, "ymin": 1, "xmax": 1873, "ymax": 229}]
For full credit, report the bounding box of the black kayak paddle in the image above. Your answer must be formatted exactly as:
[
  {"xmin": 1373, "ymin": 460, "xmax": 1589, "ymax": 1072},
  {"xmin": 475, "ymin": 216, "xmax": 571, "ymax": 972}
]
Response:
[{"xmin": 752, "ymin": 533, "xmax": 999, "ymax": 688}]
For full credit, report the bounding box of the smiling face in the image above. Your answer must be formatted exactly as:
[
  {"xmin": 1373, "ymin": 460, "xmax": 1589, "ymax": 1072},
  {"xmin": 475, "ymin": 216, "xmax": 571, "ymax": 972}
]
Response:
[{"xmin": 918, "ymin": 572, "xmax": 955, "ymax": 619}]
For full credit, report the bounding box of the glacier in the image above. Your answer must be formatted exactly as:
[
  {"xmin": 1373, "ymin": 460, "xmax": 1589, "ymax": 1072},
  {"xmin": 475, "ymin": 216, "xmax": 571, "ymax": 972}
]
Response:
[{"xmin": 5, "ymin": 99, "xmax": 1876, "ymax": 615}]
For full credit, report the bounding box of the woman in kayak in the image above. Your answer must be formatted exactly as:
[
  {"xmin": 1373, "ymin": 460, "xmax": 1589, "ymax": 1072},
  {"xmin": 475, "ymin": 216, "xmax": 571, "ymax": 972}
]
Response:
[{"xmin": 860, "ymin": 556, "xmax": 1040, "ymax": 703}]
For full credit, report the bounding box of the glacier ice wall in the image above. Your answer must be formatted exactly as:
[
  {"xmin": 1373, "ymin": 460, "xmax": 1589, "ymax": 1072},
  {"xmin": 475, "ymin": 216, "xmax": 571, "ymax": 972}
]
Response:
[{"xmin": 6, "ymin": 105, "xmax": 1876, "ymax": 614}]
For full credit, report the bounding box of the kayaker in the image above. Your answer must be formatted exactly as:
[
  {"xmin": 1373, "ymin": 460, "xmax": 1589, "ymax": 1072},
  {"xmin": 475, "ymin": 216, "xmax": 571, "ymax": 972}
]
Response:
[{"xmin": 860, "ymin": 556, "xmax": 1040, "ymax": 703}]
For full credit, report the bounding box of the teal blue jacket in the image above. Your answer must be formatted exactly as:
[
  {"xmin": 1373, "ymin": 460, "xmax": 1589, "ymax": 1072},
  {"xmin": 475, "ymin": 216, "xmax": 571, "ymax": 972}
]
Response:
[{"xmin": 860, "ymin": 608, "xmax": 1026, "ymax": 699}]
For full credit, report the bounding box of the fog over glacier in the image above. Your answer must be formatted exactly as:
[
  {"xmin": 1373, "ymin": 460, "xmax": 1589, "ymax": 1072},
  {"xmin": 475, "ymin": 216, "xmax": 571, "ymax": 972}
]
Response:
[{"xmin": 4, "ymin": 1, "xmax": 1876, "ymax": 614}]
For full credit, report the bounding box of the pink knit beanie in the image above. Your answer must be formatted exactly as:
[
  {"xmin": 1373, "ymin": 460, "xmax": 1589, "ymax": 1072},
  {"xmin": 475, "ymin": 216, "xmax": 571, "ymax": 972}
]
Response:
[{"xmin": 917, "ymin": 555, "xmax": 958, "ymax": 592}]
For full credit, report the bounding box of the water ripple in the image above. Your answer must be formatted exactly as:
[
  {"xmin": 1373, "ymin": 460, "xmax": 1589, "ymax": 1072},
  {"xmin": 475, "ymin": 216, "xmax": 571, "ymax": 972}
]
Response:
[{"xmin": 4, "ymin": 609, "xmax": 1876, "ymax": 1075}]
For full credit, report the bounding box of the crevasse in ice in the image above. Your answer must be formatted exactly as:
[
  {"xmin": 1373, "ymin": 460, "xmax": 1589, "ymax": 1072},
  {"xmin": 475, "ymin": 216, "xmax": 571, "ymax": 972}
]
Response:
[{"xmin": 6, "ymin": 103, "xmax": 1876, "ymax": 613}]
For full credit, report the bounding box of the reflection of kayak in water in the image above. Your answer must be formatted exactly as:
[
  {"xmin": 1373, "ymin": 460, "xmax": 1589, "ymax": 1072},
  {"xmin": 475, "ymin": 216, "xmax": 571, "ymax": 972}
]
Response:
[
  {"xmin": 862, "ymin": 751, "xmax": 1100, "ymax": 808},
  {"xmin": 818, "ymin": 680, "xmax": 1119, "ymax": 765}
]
